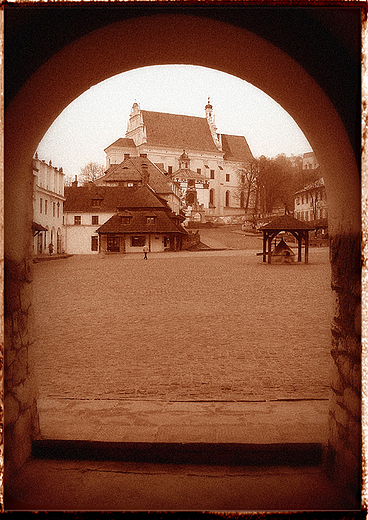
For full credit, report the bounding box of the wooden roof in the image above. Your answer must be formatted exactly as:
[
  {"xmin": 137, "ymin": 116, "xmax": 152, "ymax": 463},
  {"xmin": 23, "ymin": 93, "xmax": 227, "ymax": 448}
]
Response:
[
  {"xmin": 260, "ymin": 214, "xmax": 315, "ymax": 231},
  {"xmin": 96, "ymin": 209, "xmax": 186, "ymax": 235}
]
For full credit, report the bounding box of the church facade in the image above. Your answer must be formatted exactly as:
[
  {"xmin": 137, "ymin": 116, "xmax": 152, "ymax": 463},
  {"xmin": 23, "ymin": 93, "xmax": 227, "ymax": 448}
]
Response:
[{"xmin": 104, "ymin": 100, "xmax": 254, "ymax": 222}]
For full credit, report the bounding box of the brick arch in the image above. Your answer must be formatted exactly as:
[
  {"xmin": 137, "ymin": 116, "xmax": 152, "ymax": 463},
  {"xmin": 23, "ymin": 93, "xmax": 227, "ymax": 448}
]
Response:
[{"xmin": 5, "ymin": 13, "xmax": 360, "ymax": 502}]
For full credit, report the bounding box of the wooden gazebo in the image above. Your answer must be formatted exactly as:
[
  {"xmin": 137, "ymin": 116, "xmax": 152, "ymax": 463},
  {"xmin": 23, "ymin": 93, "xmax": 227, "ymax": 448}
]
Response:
[{"xmin": 259, "ymin": 215, "xmax": 315, "ymax": 264}]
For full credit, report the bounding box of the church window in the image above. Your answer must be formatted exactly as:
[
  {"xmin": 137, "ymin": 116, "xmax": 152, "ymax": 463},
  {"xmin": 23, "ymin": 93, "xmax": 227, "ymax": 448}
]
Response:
[
  {"xmin": 74, "ymin": 216, "xmax": 81, "ymax": 225},
  {"xmin": 168, "ymin": 166, "xmax": 173, "ymax": 174},
  {"xmin": 40, "ymin": 198, "xmax": 43, "ymax": 213},
  {"xmin": 91, "ymin": 236, "xmax": 98, "ymax": 251},
  {"xmin": 210, "ymin": 189, "xmax": 215, "ymax": 206},
  {"xmin": 57, "ymin": 202, "xmax": 60, "ymax": 218},
  {"xmin": 197, "ymin": 168, "xmax": 201, "ymax": 175},
  {"xmin": 53, "ymin": 202, "xmax": 56, "ymax": 217},
  {"xmin": 225, "ymin": 191, "xmax": 230, "ymax": 207},
  {"xmin": 45, "ymin": 200, "xmax": 48, "ymax": 214},
  {"xmin": 188, "ymin": 179, "xmax": 195, "ymax": 188},
  {"xmin": 240, "ymin": 191, "xmax": 245, "ymax": 208},
  {"xmin": 210, "ymin": 170, "xmax": 215, "ymax": 179},
  {"xmin": 226, "ymin": 174, "xmax": 230, "ymax": 182},
  {"xmin": 92, "ymin": 215, "xmax": 99, "ymax": 225}
]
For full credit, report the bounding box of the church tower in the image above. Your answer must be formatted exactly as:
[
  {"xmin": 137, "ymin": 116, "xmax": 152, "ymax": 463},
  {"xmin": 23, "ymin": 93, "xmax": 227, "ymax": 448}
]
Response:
[
  {"xmin": 205, "ymin": 98, "xmax": 222, "ymax": 151},
  {"xmin": 126, "ymin": 101, "xmax": 147, "ymax": 146}
]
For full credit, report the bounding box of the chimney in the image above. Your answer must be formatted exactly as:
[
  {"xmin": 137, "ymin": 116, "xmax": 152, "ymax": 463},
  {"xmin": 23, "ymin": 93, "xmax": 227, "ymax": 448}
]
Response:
[
  {"xmin": 124, "ymin": 153, "xmax": 130, "ymax": 160},
  {"xmin": 72, "ymin": 175, "xmax": 78, "ymax": 188},
  {"xmin": 141, "ymin": 163, "xmax": 149, "ymax": 186}
]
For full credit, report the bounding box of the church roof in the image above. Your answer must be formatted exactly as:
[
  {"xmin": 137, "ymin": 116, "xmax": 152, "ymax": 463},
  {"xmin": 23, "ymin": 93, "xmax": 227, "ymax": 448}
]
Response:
[
  {"xmin": 64, "ymin": 185, "xmax": 169, "ymax": 213},
  {"xmin": 96, "ymin": 156, "xmax": 174, "ymax": 194},
  {"xmin": 140, "ymin": 110, "xmax": 220, "ymax": 153},
  {"xmin": 221, "ymin": 134, "xmax": 254, "ymax": 162},
  {"xmin": 96, "ymin": 209, "xmax": 186, "ymax": 235},
  {"xmin": 104, "ymin": 138, "xmax": 136, "ymax": 151}
]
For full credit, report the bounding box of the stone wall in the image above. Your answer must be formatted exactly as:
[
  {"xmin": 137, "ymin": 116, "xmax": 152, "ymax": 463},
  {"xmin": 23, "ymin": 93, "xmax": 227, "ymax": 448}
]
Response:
[
  {"xmin": 325, "ymin": 233, "xmax": 361, "ymax": 506},
  {"xmin": 4, "ymin": 257, "xmax": 40, "ymax": 484}
]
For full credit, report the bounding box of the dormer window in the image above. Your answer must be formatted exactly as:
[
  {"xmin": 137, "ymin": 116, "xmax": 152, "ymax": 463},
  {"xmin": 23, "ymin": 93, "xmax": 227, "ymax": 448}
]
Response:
[
  {"xmin": 121, "ymin": 216, "xmax": 131, "ymax": 224},
  {"xmin": 92, "ymin": 199, "xmax": 102, "ymax": 207},
  {"xmin": 146, "ymin": 216, "xmax": 156, "ymax": 225}
]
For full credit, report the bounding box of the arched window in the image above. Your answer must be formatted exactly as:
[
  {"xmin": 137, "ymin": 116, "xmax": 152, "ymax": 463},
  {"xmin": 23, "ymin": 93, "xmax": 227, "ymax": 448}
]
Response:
[
  {"xmin": 209, "ymin": 189, "xmax": 215, "ymax": 206},
  {"xmin": 225, "ymin": 191, "xmax": 230, "ymax": 207}
]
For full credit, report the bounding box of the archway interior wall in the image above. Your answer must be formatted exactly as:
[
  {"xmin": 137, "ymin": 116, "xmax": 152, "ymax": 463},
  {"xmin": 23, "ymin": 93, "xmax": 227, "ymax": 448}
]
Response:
[{"xmin": 4, "ymin": 14, "xmax": 361, "ymax": 499}]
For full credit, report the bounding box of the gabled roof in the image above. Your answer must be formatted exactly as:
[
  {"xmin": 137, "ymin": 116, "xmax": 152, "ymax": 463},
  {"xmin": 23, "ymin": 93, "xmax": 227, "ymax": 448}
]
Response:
[
  {"xmin": 64, "ymin": 185, "xmax": 169, "ymax": 213},
  {"xmin": 104, "ymin": 138, "xmax": 136, "ymax": 151},
  {"xmin": 260, "ymin": 214, "xmax": 315, "ymax": 231},
  {"xmin": 221, "ymin": 134, "xmax": 254, "ymax": 163},
  {"xmin": 140, "ymin": 110, "xmax": 220, "ymax": 153},
  {"xmin": 96, "ymin": 209, "xmax": 186, "ymax": 235},
  {"xmin": 96, "ymin": 156, "xmax": 174, "ymax": 195}
]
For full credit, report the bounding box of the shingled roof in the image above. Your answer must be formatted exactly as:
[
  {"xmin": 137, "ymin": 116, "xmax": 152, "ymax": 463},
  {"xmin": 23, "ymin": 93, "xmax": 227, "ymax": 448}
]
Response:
[
  {"xmin": 64, "ymin": 185, "xmax": 169, "ymax": 213},
  {"xmin": 95, "ymin": 156, "xmax": 174, "ymax": 195},
  {"xmin": 260, "ymin": 214, "xmax": 315, "ymax": 231},
  {"xmin": 96, "ymin": 209, "xmax": 186, "ymax": 235},
  {"xmin": 141, "ymin": 110, "xmax": 220, "ymax": 153}
]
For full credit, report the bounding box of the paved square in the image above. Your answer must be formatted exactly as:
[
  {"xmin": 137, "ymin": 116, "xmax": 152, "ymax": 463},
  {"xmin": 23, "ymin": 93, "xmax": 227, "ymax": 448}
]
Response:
[{"xmin": 32, "ymin": 247, "xmax": 332, "ymax": 402}]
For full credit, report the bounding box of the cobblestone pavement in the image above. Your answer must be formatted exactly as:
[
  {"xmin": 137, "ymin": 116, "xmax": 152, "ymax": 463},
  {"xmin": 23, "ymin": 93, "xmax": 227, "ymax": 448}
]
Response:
[{"xmin": 32, "ymin": 245, "xmax": 332, "ymax": 402}]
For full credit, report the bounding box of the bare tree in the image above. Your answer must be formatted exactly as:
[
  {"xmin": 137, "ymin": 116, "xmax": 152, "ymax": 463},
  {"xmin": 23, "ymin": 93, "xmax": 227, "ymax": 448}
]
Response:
[
  {"xmin": 236, "ymin": 160, "xmax": 259, "ymax": 216},
  {"xmin": 79, "ymin": 162, "xmax": 105, "ymax": 185}
]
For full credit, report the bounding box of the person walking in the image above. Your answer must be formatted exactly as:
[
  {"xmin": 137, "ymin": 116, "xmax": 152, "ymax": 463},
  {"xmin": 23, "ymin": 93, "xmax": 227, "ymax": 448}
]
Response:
[
  {"xmin": 143, "ymin": 245, "xmax": 149, "ymax": 260},
  {"xmin": 48, "ymin": 242, "xmax": 54, "ymax": 256}
]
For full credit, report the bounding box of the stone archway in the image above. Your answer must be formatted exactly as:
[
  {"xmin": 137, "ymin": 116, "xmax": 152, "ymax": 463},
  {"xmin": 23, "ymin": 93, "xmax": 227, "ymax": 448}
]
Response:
[{"xmin": 4, "ymin": 12, "xmax": 360, "ymax": 502}]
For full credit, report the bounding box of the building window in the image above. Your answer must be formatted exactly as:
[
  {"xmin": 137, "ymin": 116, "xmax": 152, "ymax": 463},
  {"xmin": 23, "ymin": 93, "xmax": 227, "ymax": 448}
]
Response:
[
  {"xmin": 226, "ymin": 174, "xmax": 230, "ymax": 182},
  {"xmin": 240, "ymin": 191, "xmax": 245, "ymax": 208},
  {"xmin": 168, "ymin": 166, "xmax": 173, "ymax": 174},
  {"xmin": 121, "ymin": 216, "xmax": 131, "ymax": 224},
  {"xmin": 53, "ymin": 202, "xmax": 56, "ymax": 217},
  {"xmin": 57, "ymin": 202, "xmax": 60, "ymax": 218},
  {"xmin": 40, "ymin": 198, "xmax": 43, "ymax": 213},
  {"xmin": 92, "ymin": 215, "xmax": 99, "ymax": 225},
  {"xmin": 225, "ymin": 191, "xmax": 230, "ymax": 207},
  {"xmin": 188, "ymin": 179, "xmax": 195, "ymax": 188},
  {"xmin": 131, "ymin": 236, "xmax": 146, "ymax": 247},
  {"xmin": 127, "ymin": 182, "xmax": 134, "ymax": 187},
  {"xmin": 45, "ymin": 200, "xmax": 48, "ymax": 214},
  {"xmin": 146, "ymin": 217, "xmax": 156, "ymax": 225},
  {"xmin": 197, "ymin": 168, "xmax": 201, "ymax": 175},
  {"xmin": 91, "ymin": 236, "xmax": 99, "ymax": 251},
  {"xmin": 209, "ymin": 189, "xmax": 215, "ymax": 206},
  {"xmin": 92, "ymin": 199, "xmax": 102, "ymax": 207},
  {"xmin": 74, "ymin": 216, "xmax": 81, "ymax": 225},
  {"xmin": 210, "ymin": 170, "xmax": 215, "ymax": 179}
]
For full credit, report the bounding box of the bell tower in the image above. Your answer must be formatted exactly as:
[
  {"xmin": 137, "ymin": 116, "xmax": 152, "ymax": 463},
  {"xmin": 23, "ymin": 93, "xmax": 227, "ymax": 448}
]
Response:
[
  {"xmin": 205, "ymin": 97, "xmax": 222, "ymax": 150},
  {"xmin": 126, "ymin": 101, "xmax": 147, "ymax": 146}
]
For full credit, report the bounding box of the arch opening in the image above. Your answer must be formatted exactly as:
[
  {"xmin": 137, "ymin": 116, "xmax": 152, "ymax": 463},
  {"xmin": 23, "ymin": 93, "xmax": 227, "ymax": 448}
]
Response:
[{"xmin": 4, "ymin": 11, "xmax": 361, "ymax": 507}]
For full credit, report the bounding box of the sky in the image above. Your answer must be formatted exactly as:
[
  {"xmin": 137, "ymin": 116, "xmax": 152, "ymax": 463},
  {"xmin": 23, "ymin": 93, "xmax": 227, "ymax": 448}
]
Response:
[{"xmin": 37, "ymin": 65, "xmax": 312, "ymax": 180}]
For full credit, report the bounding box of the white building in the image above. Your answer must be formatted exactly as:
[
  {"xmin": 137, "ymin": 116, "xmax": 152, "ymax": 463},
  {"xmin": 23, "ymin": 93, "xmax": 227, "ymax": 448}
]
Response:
[
  {"xmin": 294, "ymin": 153, "xmax": 328, "ymax": 232},
  {"xmin": 104, "ymin": 100, "xmax": 254, "ymax": 222},
  {"xmin": 32, "ymin": 154, "xmax": 65, "ymax": 254}
]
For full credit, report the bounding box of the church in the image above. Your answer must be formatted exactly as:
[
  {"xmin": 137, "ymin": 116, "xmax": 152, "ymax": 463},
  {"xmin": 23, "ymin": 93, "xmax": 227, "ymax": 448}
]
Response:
[{"xmin": 104, "ymin": 100, "xmax": 254, "ymax": 222}]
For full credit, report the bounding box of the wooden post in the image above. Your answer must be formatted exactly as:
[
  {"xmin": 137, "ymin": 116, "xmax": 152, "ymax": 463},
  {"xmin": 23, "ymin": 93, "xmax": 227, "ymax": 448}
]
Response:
[
  {"xmin": 305, "ymin": 231, "xmax": 309, "ymax": 264},
  {"xmin": 262, "ymin": 232, "xmax": 267, "ymax": 262},
  {"xmin": 267, "ymin": 235, "xmax": 272, "ymax": 264},
  {"xmin": 298, "ymin": 233, "xmax": 302, "ymax": 262}
]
